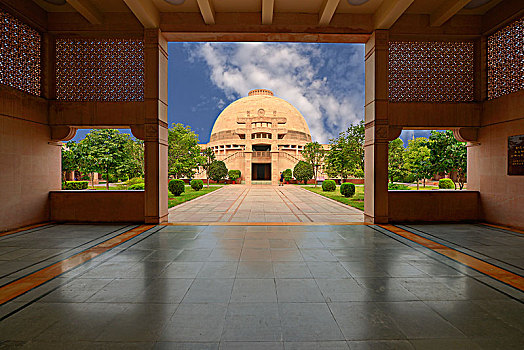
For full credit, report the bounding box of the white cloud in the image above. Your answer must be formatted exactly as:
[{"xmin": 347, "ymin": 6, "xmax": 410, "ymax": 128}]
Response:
[{"xmin": 189, "ymin": 42, "xmax": 364, "ymax": 143}]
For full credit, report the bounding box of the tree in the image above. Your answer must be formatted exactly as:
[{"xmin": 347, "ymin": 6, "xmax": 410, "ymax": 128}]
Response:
[
  {"xmin": 302, "ymin": 142, "xmax": 325, "ymax": 187},
  {"xmin": 293, "ymin": 160, "xmax": 314, "ymax": 185},
  {"xmin": 168, "ymin": 123, "xmax": 203, "ymax": 179},
  {"xmin": 346, "ymin": 120, "xmax": 365, "ymax": 172},
  {"xmin": 61, "ymin": 142, "xmax": 77, "ymax": 183},
  {"xmin": 388, "ymin": 138, "xmax": 407, "ymax": 183},
  {"xmin": 200, "ymin": 147, "xmax": 216, "ymax": 187},
  {"xmin": 73, "ymin": 139, "xmax": 99, "ymax": 187},
  {"xmin": 450, "ymin": 141, "xmax": 467, "ymax": 190},
  {"xmin": 404, "ymin": 137, "xmax": 431, "ymax": 189},
  {"xmin": 325, "ymin": 121, "xmax": 365, "ymax": 180},
  {"xmin": 428, "ymin": 130, "xmax": 468, "ymax": 189},
  {"xmin": 228, "ymin": 169, "xmax": 241, "ymax": 182},
  {"xmin": 117, "ymin": 137, "xmax": 144, "ymax": 180},
  {"xmin": 209, "ymin": 160, "xmax": 228, "ymax": 183},
  {"xmin": 82, "ymin": 129, "xmax": 130, "ymax": 190}
]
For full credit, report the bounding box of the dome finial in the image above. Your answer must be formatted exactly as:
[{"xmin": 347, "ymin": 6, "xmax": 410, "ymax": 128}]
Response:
[{"xmin": 248, "ymin": 89, "xmax": 273, "ymax": 96}]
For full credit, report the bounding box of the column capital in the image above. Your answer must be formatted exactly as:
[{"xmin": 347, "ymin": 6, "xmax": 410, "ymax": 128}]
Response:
[{"xmin": 50, "ymin": 126, "xmax": 76, "ymax": 141}]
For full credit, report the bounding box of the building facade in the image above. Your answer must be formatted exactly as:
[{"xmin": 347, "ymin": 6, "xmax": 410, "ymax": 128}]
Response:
[{"xmin": 198, "ymin": 89, "xmax": 328, "ymax": 185}]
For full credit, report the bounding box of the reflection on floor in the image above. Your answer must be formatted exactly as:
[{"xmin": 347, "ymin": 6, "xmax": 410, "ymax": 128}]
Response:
[
  {"xmin": 168, "ymin": 185, "xmax": 364, "ymax": 223},
  {"xmin": 0, "ymin": 223, "xmax": 523, "ymax": 349}
]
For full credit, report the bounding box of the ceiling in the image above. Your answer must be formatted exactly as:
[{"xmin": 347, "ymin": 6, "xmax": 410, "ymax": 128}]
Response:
[
  {"xmin": 29, "ymin": 0, "xmax": 515, "ymax": 32},
  {"xmin": 32, "ymin": 0, "xmax": 503, "ymax": 15}
]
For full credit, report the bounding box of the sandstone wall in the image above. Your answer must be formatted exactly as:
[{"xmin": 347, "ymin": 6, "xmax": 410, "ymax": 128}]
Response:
[
  {"xmin": 0, "ymin": 114, "xmax": 61, "ymax": 231},
  {"xmin": 468, "ymin": 90, "xmax": 524, "ymax": 229}
]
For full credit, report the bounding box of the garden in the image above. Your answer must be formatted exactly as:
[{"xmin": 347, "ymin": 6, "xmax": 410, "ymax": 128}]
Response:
[
  {"xmin": 61, "ymin": 125, "xmax": 240, "ymax": 208},
  {"xmin": 288, "ymin": 123, "xmax": 468, "ymax": 211}
]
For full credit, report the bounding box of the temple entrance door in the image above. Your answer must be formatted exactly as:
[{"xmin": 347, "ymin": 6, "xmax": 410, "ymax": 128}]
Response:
[{"xmin": 252, "ymin": 163, "xmax": 271, "ymax": 180}]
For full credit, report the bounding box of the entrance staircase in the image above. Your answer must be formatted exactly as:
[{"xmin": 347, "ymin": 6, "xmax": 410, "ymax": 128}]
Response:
[{"xmin": 251, "ymin": 180, "xmax": 272, "ymax": 185}]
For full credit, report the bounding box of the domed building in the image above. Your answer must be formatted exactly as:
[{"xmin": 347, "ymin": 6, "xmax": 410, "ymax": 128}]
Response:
[{"xmin": 199, "ymin": 89, "xmax": 326, "ymax": 185}]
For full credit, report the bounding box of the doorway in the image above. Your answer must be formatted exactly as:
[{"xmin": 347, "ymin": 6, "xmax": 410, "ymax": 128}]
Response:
[{"xmin": 252, "ymin": 163, "xmax": 271, "ymax": 180}]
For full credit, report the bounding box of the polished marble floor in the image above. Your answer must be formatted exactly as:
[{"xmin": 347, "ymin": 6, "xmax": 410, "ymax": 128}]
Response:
[{"xmin": 0, "ymin": 223, "xmax": 523, "ymax": 349}]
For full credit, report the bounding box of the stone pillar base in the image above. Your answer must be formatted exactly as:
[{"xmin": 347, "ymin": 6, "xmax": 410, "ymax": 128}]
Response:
[
  {"xmin": 145, "ymin": 213, "xmax": 168, "ymax": 224},
  {"xmin": 364, "ymin": 213, "xmax": 388, "ymax": 224}
]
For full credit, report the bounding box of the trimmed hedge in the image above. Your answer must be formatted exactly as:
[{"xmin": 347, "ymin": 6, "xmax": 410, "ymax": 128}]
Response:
[
  {"xmin": 190, "ymin": 179, "xmax": 204, "ymax": 191},
  {"xmin": 322, "ymin": 179, "xmax": 336, "ymax": 192},
  {"xmin": 169, "ymin": 179, "xmax": 185, "ymax": 196},
  {"xmin": 439, "ymin": 178, "xmax": 455, "ymax": 189},
  {"xmin": 63, "ymin": 181, "xmax": 88, "ymax": 190},
  {"xmin": 340, "ymin": 183, "xmax": 356, "ymax": 197},
  {"xmin": 128, "ymin": 183, "xmax": 145, "ymax": 190},
  {"xmin": 388, "ymin": 183, "xmax": 410, "ymax": 190}
]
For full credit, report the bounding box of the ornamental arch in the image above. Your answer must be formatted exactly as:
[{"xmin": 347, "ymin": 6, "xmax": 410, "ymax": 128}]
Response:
[{"xmin": 0, "ymin": 0, "xmax": 522, "ymax": 230}]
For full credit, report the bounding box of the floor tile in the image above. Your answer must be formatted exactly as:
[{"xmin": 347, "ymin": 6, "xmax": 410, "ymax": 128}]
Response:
[
  {"xmin": 160, "ymin": 303, "xmax": 227, "ymax": 342},
  {"xmin": 276, "ymin": 279, "xmax": 324, "ymax": 302},
  {"xmin": 231, "ymin": 279, "xmax": 277, "ymax": 303},
  {"xmin": 280, "ymin": 303, "xmax": 344, "ymax": 341},
  {"xmin": 222, "ymin": 303, "xmax": 281, "ymax": 341}
]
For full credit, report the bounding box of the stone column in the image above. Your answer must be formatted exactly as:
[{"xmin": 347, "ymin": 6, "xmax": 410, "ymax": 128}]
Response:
[
  {"xmin": 364, "ymin": 30, "xmax": 391, "ymax": 224},
  {"xmin": 143, "ymin": 29, "xmax": 168, "ymax": 224},
  {"xmin": 271, "ymin": 151, "xmax": 279, "ymax": 186},
  {"xmin": 245, "ymin": 151, "xmax": 252, "ymax": 185}
]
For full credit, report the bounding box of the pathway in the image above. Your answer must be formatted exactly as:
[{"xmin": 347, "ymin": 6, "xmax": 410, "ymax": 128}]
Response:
[{"xmin": 168, "ymin": 185, "xmax": 363, "ymax": 223}]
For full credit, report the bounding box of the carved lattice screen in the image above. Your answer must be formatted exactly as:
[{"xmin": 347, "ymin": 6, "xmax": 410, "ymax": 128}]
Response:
[
  {"xmin": 56, "ymin": 38, "xmax": 144, "ymax": 101},
  {"xmin": 388, "ymin": 41, "xmax": 474, "ymax": 102},
  {"xmin": 0, "ymin": 9, "xmax": 41, "ymax": 95},
  {"xmin": 487, "ymin": 17, "xmax": 524, "ymax": 100}
]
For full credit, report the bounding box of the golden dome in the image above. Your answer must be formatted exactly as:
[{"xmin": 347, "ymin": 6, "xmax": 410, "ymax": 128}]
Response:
[{"xmin": 210, "ymin": 90, "xmax": 311, "ymax": 141}]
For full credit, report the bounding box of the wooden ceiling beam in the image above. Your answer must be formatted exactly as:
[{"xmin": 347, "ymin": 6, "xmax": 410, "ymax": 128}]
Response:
[
  {"xmin": 196, "ymin": 0, "xmax": 216, "ymax": 25},
  {"xmin": 66, "ymin": 0, "xmax": 102, "ymax": 25},
  {"xmin": 319, "ymin": 0, "xmax": 340, "ymax": 26},
  {"xmin": 261, "ymin": 0, "xmax": 274, "ymax": 25},
  {"xmin": 430, "ymin": 0, "xmax": 470, "ymax": 27},
  {"xmin": 123, "ymin": 0, "xmax": 160, "ymax": 28},
  {"xmin": 373, "ymin": 0, "xmax": 414, "ymax": 29}
]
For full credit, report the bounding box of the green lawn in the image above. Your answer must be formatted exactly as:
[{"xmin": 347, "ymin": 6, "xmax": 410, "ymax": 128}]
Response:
[
  {"xmin": 168, "ymin": 186, "xmax": 223, "ymax": 208},
  {"xmin": 301, "ymin": 185, "xmax": 365, "ymax": 211},
  {"xmin": 84, "ymin": 184, "xmax": 223, "ymax": 208}
]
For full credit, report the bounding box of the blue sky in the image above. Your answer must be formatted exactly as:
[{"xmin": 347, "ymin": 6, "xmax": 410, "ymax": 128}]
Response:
[
  {"xmin": 168, "ymin": 42, "xmax": 365, "ymax": 144},
  {"xmin": 74, "ymin": 42, "xmax": 425, "ymax": 145}
]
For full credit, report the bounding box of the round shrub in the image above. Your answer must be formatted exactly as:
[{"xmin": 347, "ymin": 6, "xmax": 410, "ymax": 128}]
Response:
[
  {"xmin": 340, "ymin": 183, "xmax": 356, "ymax": 197},
  {"xmin": 439, "ymin": 178, "xmax": 455, "ymax": 189},
  {"xmin": 322, "ymin": 179, "xmax": 336, "ymax": 192},
  {"xmin": 283, "ymin": 168, "xmax": 292, "ymax": 178},
  {"xmin": 128, "ymin": 183, "xmax": 145, "ymax": 190},
  {"xmin": 169, "ymin": 179, "xmax": 185, "ymax": 196},
  {"xmin": 190, "ymin": 179, "xmax": 204, "ymax": 191}
]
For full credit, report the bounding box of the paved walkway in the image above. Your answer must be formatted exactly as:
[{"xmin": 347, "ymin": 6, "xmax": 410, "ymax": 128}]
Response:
[{"xmin": 168, "ymin": 185, "xmax": 363, "ymax": 223}]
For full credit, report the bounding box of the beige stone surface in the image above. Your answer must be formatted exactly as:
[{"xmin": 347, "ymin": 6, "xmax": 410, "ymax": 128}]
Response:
[
  {"xmin": 168, "ymin": 185, "xmax": 363, "ymax": 223},
  {"xmin": 0, "ymin": 117, "xmax": 61, "ymax": 231},
  {"xmin": 468, "ymin": 91, "xmax": 524, "ymax": 228},
  {"xmin": 50, "ymin": 190, "xmax": 145, "ymax": 223},
  {"xmin": 388, "ymin": 190, "xmax": 479, "ymax": 222},
  {"xmin": 197, "ymin": 90, "xmax": 330, "ymax": 185}
]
